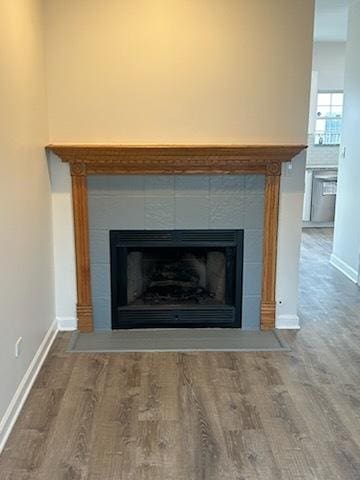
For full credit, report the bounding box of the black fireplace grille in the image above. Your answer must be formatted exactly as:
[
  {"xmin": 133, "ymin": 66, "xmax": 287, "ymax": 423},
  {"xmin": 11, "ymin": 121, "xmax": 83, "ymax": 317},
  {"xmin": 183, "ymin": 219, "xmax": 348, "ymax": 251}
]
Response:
[{"xmin": 110, "ymin": 230, "xmax": 244, "ymax": 329}]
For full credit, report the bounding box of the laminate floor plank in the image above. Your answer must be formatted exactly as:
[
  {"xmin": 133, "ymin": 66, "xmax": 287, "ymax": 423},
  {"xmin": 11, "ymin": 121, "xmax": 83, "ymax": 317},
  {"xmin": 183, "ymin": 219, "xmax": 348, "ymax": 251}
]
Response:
[{"xmin": 1, "ymin": 228, "xmax": 360, "ymax": 479}]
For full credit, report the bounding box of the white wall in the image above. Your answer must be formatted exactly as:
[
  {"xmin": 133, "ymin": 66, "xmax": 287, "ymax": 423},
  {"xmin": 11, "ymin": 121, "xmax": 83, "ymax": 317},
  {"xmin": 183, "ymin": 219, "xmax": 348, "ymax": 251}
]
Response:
[
  {"xmin": 332, "ymin": 1, "xmax": 360, "ymax": 284},
  {"xmin": 44, "ymin": 0, "xmax": 314, "ymax": 330},
  {"xmin": 0, "ymin": 0, "xmax": 55, "ymax": 449},
  {"xmin": 308, "ymin": 70, "xmax": 319, "ymax": 135},
  {"xmin": 306, "ymin": 42, "xmax": 346, "ymax": 168},
  {"xmin": 277, "ymin": 154, "xmax": 306, "ymax": 328},
  {"xmin": 49, "ymin": 160, "xmax": 76, "ymax": 330},
  {"xmin": 312, "ymin": 41, "xmax": 346, "ymax": 91}
]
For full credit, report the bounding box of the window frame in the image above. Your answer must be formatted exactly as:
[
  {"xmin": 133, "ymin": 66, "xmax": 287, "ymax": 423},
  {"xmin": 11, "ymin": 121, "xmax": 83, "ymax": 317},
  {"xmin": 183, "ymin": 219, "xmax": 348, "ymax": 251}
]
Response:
[{"xmin": 314, "ymin": 89, "xmax": 343, "ymax": 147}]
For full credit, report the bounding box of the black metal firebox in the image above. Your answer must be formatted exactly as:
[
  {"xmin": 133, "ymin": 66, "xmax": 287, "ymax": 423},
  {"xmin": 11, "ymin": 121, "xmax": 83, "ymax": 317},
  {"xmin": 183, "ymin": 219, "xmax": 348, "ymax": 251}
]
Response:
[{"xmin": 110, "ymin": 230, "xmax": 244, "ymax": 329}]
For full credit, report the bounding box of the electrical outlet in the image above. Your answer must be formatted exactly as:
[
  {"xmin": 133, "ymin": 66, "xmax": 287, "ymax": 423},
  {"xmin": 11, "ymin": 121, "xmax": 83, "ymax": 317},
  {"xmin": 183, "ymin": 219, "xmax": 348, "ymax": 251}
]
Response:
[{"xmin": 15, "ymin": 337, "xmax": 22, "ymax": 358}]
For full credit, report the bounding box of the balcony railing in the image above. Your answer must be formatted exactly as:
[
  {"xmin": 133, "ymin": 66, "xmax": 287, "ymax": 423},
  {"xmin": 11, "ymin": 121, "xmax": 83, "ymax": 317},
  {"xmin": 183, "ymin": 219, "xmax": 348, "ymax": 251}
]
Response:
[{"xmin": 314, "ymin": 132, "xmax": 341, "ymax": 146}]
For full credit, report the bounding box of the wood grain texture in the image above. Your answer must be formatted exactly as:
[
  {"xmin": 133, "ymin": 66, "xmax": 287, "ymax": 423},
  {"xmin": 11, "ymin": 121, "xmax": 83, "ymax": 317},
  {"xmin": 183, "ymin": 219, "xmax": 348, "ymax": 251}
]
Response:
[
  {"xmin": 47, "ymin": 144, "xmax": 305, "ymax": 175},
  {"xmin": 261, "ymin": 174, "xmax": 281, "ymax": 329},
  {"xmin": 1, "ymin": 229, "xmax": 360, "ymax": 479},
  {"xmin": 85, "ymin": 163, "xmax": 269, "ymax": 175},
  {"xmin": 71, "ymin": 171, "xmax": 93, "ymax": 332}
]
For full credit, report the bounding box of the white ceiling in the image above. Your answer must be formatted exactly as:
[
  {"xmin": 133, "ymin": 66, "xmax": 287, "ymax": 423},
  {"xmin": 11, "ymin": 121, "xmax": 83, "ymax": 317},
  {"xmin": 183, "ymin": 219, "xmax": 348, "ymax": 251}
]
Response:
[{"xmin": 314, "ymin": 0, "xmax": 350, "ymax": 42}]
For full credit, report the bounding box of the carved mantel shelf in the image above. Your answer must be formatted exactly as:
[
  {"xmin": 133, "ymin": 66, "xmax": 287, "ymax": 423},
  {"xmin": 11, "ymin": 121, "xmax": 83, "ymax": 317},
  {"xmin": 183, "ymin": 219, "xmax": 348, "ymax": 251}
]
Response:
[
  {"xmin": 47, "ymin": 144, "xmax": 305, "ymax": 175},
  {"xmin": 47, "ymin": 144, "xmax": 306, "ymax": 332}
]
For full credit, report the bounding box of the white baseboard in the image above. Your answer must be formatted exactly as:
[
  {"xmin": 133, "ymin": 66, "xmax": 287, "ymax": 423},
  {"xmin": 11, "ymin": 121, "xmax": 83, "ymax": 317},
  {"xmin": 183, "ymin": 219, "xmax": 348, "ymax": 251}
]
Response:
[
  {"xmin": 0, "ymin": 320, "xmax": 58, "ymax": 454},
  {"xmin": 302, "ymin": 221, "xmax": 334, "ymax": 228},
  {"xmin": 57, "ymin": 316, "xmax": 77, "ymax": 331},
  {"xmin": 276, "ymin": 314, "xmax": 300, "ymax": 329},
  {"xmin": 330, "ymin": 253, "xmax": 358, "ymax": 284}
]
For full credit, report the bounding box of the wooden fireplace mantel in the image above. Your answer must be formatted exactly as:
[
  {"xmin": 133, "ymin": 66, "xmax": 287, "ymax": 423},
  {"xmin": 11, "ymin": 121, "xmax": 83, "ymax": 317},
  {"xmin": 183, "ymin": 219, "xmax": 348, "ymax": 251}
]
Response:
[{"xmin": 47, "ymin": 144, "xmax": 306, "ymax": 332}]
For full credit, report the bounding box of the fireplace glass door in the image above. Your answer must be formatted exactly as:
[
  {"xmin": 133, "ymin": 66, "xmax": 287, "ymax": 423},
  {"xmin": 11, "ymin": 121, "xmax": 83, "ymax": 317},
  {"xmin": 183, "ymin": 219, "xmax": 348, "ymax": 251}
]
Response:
[{"xmin": 110, "ymin": 230, "xmax": 243, "ymax": 329}]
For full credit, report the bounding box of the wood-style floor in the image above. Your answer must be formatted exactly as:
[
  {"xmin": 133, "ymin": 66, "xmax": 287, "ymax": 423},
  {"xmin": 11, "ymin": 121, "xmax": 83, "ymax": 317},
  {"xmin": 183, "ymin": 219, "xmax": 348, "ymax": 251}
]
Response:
[{"xmin": 1, "ymin": 228, "xmax": 360, "ymax": 479}]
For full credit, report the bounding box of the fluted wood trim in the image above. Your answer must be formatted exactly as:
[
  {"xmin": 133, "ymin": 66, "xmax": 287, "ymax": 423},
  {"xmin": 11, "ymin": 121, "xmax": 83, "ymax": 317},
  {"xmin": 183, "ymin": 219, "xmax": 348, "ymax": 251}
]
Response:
[
  {"xmin": 261, "ymin": 174, "xmax": 281, "ymax": 330},
  {"xmin": 76, "ymin": 304, "xmax": 93, "ymax": 332},
  {"xmin": 71, "ymin": 172, "xmax": 93, "ymax": 332}
]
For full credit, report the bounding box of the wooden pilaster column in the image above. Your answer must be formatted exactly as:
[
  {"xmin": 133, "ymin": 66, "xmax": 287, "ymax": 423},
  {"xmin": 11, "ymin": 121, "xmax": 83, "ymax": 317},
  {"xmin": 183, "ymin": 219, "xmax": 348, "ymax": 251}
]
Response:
[
  {"xmin": 70, "ymin": 162, "xmax": 93, "ymax": 332},
  {"xmin": 260, "ymin": 162, "xmax": 281, "ymax": 330}
]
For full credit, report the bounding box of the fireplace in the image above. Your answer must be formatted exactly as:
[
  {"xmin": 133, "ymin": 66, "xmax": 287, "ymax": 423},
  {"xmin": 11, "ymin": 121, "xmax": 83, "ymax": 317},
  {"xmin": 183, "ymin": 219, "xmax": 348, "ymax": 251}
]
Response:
[
  {"xmin": 110, "ymin": 230, "xmax": 243, "ymax": 328},
  {"xmin": 48, "ymin": 144, "xmax": 306, "ymax": 331}
]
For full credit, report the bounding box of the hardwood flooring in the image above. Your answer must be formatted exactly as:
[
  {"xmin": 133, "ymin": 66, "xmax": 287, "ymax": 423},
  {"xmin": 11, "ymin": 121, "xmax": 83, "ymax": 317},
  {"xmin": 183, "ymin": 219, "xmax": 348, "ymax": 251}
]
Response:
[{"xmin": 1, "ymin": 228, "xmax": 360, "ymax": 479}]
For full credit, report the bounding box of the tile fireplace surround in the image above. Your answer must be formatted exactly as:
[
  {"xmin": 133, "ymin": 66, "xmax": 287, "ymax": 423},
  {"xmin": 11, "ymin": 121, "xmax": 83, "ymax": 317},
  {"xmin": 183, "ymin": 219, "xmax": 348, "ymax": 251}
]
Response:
[
  {"xmin": 90, "ymin": 177, "xmax": 260, "ymax": 330},
  {"xmin": 48, "ymin": 144, "xmax": 306, "ymax": 332}
]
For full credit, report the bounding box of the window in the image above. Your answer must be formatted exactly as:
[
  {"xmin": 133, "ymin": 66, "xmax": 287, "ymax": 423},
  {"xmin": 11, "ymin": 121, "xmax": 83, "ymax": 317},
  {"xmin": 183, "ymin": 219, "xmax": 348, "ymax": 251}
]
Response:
[{"xmin": 314, "ymin": 91, "xmax": 343, "ymax": 146}]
